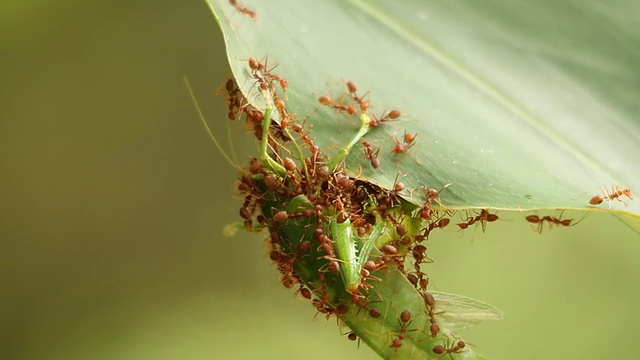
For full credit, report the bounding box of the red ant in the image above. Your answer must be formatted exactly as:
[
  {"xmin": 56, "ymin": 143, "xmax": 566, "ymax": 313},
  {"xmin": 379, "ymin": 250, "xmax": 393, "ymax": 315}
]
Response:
[
  {"xmin": 429, "ymin": 217, "xmax": 451, "ymax": 233},
  {"xmin": 313, "ymin": 273, "xmax": 338, "ymax": 319},
  {"xmin": 421, "ymin": 292, "xmax": 440, "ymax": 338},
  {"xmin": 318, "ymin": 95, "xmax": 332, "ymax": 106},
  {"xmin": 345, "ymin": 331, "xmax": 362, "ymax": 347},
  {"xmin": 391, "ymin": 131, "xmax": 416, "ymax": 156},
  {"xmin": 368, "ymin": 109, "xmax": 401, "ymax": 128},
  {"xmin": 270, "ymin": 249, "xmax": 300, "ymax": 289},
  {"xmin": 313, "ymin": 227, "xmax": 342, "ymax": 277},
  {"xmin": 336, "ymin": 104, "xmax": 358, "ymax": 115},
  {"xmin": 251, "ymin": 71, "xmax": 270, "ymax": 91},
  {"xmin": 378, "ymin": 172, "xmax": 408, "ymax": 209},
  {"xmin": 419, "ymin": 214, "xmax": 451, "ymax": 239},
  {"xmin": 247, "ymin": 57, "xmax": 265, "ymax": 72},
  {"xmin": 418, "ymin": 184, "xmax": 452, "ymax": 221},
  {"xmin": 409, "ymin": 244, "xmax": 432, "ymax": 289},
  {"xmin": 221, "ymin": 77, "xmax": 255, "ymax": 122},
  {"xmin": 335, "ymin": 304, "xmax": 350, "ymax": 316},
  {"xmin": 317, "ymin": 94, "xmax": 357, "ymax": 115},
  {"xmin": 368, "ymin": 307, "xmax": 382, "ymax": 318},
  {"xmin": 457, "ymin": 209, "xmax": 498, "ymax": 233},
  {"xmin": 294, "ymin": 285, "xmax": 312, "ymax": 300},
  {"xmin": 432, "ymin": 339, "xmax": 467, "ymax": 358},
  {"xmin": 362, "ymin": 254, "xmax": 393, "ymax": 282},
  {"xmin": 476, "ymin": 209, "xmax": 499, "ymax": 232},
  {"xmin": 589, "ymin": 186, "xmax": 633, "ymax": 207},
  {"xmin": 290, "ymin": 121, "xmax": 320, "ymax": 155},
  {"xmin": 344, "ymin": 80, "xmax": 370, "ymax": 112},
  {"xmin": 362, "ymin": 140, "xmax": 381, "ymax": 169},
  {"xmin": 274, "ymin": 100, "xmax": 291, "ymax": 128},
  {"xmin": 389, "ymin": 309, "xmax": 418, "ymax": 349},
  {"xmin": 525, "ymin": 211, "xmax": 587, "ymax": 234},
  {"xmin": 247, "ymin": 56, "xmax": 289, "ymax": 92},
  {"xmin": 239, "ymin": 194, "xmax": 258, "ymax": 220},
  {"xmin": 270, "ymin": 74, "xmax": 288, "ymax": 92},
  {"xmin": 229, "ymin": 0, "xmax": 257, "ymax": 20},
  {"xmin": 456, "ymin": 216, "xmax": 475, "ymax": 230},
  {"xmin": 346, "ymin": 80, "xmax": 358, "ymax": 94}
]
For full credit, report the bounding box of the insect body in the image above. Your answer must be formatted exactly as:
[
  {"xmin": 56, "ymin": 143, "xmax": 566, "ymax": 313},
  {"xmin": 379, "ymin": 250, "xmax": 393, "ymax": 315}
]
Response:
[
  {"xmin": 589, "ymin": 186, "xmax": 633, "ymax": 207},
  {"xmin": 228, "ymin": 0, "xmax": 257, "ymax": 20},
  {"xmin": 525, "ymin": 210, "xmax": 588, "ymax": 233},
  {"xmin": 456, "ymin": 209, "xmax": 499, "ymax": 233},
  {"xmin": 332, "ymin": 217, "xmax": 384, "ymax": 293},
  {"xmin": 389, "ymin": 310, "xmax": 417, "ymax": 349},
  {"xmin": 526, "ymin": 214, "xmax": 570, "ymax": 233},
  {"xmin": 433, "ymin": 339, "xmax": 466, "ymax": 357},
  {"xmin": 392, "ymin": 131, "xmax": 416, "ymax": 155},
  {"xmin": 362, "ymin": 140, "xmax": 381, "ymax": 169}
]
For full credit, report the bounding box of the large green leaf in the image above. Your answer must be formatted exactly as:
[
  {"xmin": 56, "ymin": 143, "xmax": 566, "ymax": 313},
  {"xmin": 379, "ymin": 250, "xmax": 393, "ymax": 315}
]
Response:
[
  {"xmin": 208, "ymin": 0, "xmax": 639, "ymax": 214},
  {"xmin": 203, "ymin": 0, "xmax": 640, "ymax": 358}
]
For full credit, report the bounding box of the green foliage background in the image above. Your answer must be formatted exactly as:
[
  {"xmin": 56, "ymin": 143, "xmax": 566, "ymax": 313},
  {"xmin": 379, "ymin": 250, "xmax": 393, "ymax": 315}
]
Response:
[{"xmin": 2, "ymin": 1, "xmax": 639, "ymax": 359}]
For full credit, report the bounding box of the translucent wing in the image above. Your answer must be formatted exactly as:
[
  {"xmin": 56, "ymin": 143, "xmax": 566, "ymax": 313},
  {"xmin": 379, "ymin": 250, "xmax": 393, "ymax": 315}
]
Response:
[{"xmin": 432, "ymin": 291, "xmax": 504, "ymax": 330}]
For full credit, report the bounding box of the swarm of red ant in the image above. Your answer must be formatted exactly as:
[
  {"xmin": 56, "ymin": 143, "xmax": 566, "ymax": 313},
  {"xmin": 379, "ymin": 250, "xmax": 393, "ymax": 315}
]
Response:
[
  {"xmin": 215, "ymin": 56, "xmax": 509, "ymax": 359},
  {"xmin": 213, "ymin": 53, "xmax": 640, "ymax": 359}
]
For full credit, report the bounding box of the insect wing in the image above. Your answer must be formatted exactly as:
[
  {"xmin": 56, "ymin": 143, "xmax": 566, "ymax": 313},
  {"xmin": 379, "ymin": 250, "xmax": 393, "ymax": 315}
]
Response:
[
  {"xmin": 356, "ymin": 221, "xmax": 385, "ymax": 267},
  {"xmin": 432, "ymin": 291, "xmax": 504, "ymax": 330}
]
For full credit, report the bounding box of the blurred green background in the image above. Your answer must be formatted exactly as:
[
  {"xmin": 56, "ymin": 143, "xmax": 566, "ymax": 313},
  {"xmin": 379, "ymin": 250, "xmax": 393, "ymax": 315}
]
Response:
[
  {"xmin": 3, "ymin": 1, "xmax": 640, "ymax": 360},
  {"xmin": 1, "ymin": 1, "xmax": 375, "ymax": 359}
]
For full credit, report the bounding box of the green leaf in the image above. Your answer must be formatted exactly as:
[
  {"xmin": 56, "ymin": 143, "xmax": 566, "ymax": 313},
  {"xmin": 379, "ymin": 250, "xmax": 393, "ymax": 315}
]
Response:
[{"xmin": 208, "ymin": 0, "xmax": 639, "ymax": 214}]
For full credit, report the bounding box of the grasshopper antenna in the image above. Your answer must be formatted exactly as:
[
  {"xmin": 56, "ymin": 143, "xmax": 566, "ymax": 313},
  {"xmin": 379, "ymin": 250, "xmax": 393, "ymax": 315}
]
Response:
[{"xmin": 183, "ymin": 76, "xmax": 240, "ymax": 170}]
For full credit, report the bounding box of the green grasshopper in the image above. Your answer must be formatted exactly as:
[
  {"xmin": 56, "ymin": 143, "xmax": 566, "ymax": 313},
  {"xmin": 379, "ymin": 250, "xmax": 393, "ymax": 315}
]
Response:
[{"xmin": 331, "ymin": 215, "xmax": 384, "ymax": 293}]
